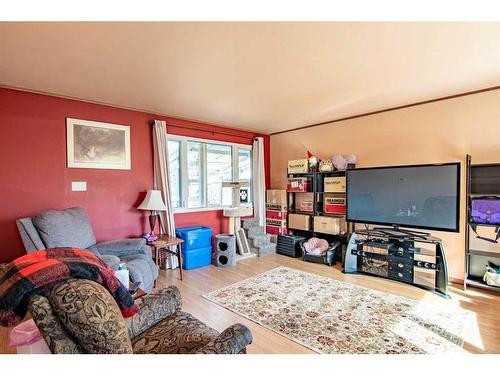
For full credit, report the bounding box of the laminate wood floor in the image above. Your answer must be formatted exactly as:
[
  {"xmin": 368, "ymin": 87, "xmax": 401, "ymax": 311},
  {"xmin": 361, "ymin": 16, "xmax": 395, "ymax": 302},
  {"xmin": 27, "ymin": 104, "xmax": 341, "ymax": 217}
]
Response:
[{"xmin": 1, "ymin": 254, "xmax": 498, "ymax": 354}]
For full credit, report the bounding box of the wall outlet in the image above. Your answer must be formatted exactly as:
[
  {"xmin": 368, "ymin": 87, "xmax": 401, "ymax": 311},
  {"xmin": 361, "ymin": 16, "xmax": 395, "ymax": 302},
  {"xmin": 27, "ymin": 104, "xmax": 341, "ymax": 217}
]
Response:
[{"xmin": 71, "ymin": 182, "xmax": 87, "ymax": 191}]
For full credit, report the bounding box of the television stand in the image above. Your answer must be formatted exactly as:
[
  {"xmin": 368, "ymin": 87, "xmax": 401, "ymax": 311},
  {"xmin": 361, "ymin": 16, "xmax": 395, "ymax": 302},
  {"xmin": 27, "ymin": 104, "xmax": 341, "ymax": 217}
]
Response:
[
  {"xmin": 372, "ymin": 225, "xmax": 431, "ymax": 240},
  {"xmin": 344, "ymin": 228, "xmax": 450, "ymax": 298}
]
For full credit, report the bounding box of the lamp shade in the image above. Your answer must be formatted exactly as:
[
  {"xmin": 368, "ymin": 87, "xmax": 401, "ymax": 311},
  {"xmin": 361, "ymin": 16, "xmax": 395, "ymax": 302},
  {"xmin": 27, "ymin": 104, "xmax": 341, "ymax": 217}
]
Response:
[{"xmin": 137, "ymin": 190, "xmax": 167, "ymax": 211}]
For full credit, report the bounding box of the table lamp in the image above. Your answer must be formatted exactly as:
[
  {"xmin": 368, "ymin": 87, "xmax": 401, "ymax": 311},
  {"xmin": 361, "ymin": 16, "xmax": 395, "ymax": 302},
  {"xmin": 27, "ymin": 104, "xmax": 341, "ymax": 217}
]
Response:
[{"xmin": 137, "ymin": 190, "xmax": 167, "ymax": 243}]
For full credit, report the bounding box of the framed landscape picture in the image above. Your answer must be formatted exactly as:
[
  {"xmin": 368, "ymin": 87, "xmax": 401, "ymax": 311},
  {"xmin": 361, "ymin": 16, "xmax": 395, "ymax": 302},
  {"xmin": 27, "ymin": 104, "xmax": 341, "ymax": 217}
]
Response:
[{"xmin": 67, "ymin": 118, "xmax": 131, "ymax": 170}]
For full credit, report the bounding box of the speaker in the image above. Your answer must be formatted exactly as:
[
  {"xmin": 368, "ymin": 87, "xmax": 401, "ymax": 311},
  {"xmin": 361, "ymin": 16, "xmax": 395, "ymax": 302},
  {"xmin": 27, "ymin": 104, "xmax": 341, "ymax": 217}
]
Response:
[{"xmin": 214, "ymin": 234, "xmax": 236, "ymax": 268}]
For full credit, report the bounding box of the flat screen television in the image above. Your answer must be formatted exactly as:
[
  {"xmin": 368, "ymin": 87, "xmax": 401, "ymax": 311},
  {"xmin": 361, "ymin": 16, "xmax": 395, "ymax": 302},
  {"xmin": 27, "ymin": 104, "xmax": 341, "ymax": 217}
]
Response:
[{"xmin": 346, "ymin": 163, "xmax": 460, "ymax": 232}]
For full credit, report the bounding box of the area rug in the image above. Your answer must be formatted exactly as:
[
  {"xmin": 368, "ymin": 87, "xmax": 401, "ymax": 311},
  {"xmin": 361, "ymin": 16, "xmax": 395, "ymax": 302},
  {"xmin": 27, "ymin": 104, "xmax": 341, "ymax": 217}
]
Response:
[{"xmin": 203, "ymin": 267, "xmax": 469, "ymax": 354}]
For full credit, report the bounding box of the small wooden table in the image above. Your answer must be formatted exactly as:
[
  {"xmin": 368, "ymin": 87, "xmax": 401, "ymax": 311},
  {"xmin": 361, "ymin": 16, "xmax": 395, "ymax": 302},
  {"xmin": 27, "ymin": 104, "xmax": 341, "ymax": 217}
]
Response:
[
  {"xmin": 132, "ymin": 288, "xmax": 147, "ymax": 300},
  {"xmin": 129, "ymin": 281, "xmax": 147, "ymax": 300},
  {"xmin": 149, "ymin": 235, "xmax": 184, "ymax": 286}
]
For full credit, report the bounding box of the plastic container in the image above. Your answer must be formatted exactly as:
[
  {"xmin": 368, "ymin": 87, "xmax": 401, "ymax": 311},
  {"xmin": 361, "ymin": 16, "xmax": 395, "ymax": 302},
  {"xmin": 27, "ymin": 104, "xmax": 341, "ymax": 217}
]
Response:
[
  {"xmin": 266, "ymin": 225, "xmax": 288, "ymax": 235},
  {"xmin": 9, "ymin": 319, "xmax": 51, "ymax": 354},
  {"xmin": 114, "ymin": 269, "xmax": 129, "ymax": 288},
  {"xmin": 175, "ymin": 226, "xmax": 213, "ymax": 250},
  {"xmin": 182, "ymin": 246, "xmax": 212, "ymax": 270},
  {"xmin": 265, "ymin": 210, "xmax": 288, "ymax": 220}
]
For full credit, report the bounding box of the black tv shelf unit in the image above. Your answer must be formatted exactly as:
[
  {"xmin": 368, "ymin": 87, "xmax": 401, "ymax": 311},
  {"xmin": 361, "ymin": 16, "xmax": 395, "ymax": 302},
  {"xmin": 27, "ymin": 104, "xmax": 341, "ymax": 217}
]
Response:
[
  {"xmin": 464, "ymin": 154, "xmax": 500, "ymax": 293},
  {"xmin": 286, "ymin": 170, "xmax": 353, "ymax": 263},
  {"xmin": 345, "ymin": 228, "xmax": 450, "ymax": 298}
]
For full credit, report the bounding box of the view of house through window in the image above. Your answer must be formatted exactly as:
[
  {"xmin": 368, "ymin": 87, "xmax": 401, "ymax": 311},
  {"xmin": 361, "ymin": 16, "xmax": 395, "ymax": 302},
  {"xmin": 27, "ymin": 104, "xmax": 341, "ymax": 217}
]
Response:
[
  {"xmin": 238, "ymin": 147, "xmax": 252, "ymax": 202},
  {"xmin": 167, "ymin": 136, "xmax": 252, "ymax": 210},
  {"xmin": 207, "ymin": 143, "xmax": 232, "ymax": 207},
  {"xmin": 187, "ymin": 141, "xmax": 203, "ymax": 208},
  {"xmin": 168, "ymin": 140, "xmax": 181, "ymax": 208}
]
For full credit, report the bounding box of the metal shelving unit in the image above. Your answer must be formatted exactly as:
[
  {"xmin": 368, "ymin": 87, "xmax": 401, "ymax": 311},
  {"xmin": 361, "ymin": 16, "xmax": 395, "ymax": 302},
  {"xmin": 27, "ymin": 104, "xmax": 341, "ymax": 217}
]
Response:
[
  {"xmin": 287, "ymin": 170, "xmax": 352, "ymax": 263},
  {"xmin": 464, "ymin": 154, "xmax": 500, "ymax": 293}
]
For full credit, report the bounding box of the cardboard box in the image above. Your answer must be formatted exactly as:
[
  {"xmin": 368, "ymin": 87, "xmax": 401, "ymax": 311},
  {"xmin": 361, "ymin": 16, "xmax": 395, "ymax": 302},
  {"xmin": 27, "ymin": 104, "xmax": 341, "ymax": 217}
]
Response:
[
  {"xmin": 266, "ymin": 190, "xmax": 287, "ymax": 205},
  {"xmin": 294, "ymin": 192, "xmax": 314, "ymax": 212},
  {"xmin": 299, "ymin": 201, "xmax": 313, "ymax": 212},
  {"xmin": 266, "ymin": 225, "xmax": 288, "ymax": 235},
  {"xmin": 324, "ymin": 176, "xmax": 346, "ymax": 192},
  {"xmin": 266, "ymin": 217, "xmax": 287, "ymax": 227},
  {"xmin": 266, "ymin": 210, "xmax": 288, "ymax": 220},
  {"xmin": 313, "ymin": 216, "xmax": 345, "ymax": 235},
  {"xmin": 288, "ymin": 213, "xmax": 311, "ymax": 230},
  {"xmin": 266, "ymin": 203, "xmax": 287, "ymax": 211},
  {"xmin": 287, "ymin": 159, "xmax": 309, "ymax": 174},
  {"xmin": 324, "ymin": 193, "xmax": 346, "ymax": 214},
  {"xmin": 287, "ymin": 177, "xmax": 312, "ymax": 192}
]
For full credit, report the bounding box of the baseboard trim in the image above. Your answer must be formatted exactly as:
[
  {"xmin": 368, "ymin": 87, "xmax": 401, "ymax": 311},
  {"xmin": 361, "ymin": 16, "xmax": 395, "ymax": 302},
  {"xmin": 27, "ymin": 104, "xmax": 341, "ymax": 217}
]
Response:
[{"xmin": 449, "ymin": 277, "xmax": 464, "ymax": 285}]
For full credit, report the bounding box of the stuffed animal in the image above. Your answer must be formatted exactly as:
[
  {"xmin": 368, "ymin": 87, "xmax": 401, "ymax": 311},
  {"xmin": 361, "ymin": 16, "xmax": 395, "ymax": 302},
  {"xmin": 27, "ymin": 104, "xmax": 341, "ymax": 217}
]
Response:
[
  {"xmin": 307, "ymin": 150, "xmax": 318, "ymax": 172},
  {"xmin": 319, "ymin": 159, "xmax": 334, "ymax": 173},
  {"xmin": 332, "ymin": 154, "xmax": 348, "ymax": 170}
]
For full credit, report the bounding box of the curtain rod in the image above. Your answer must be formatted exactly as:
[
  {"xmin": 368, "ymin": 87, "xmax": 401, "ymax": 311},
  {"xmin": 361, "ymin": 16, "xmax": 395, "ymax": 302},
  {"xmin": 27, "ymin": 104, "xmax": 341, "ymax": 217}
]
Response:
[{"xmin": 166, "ymin": 122, "xmax": 257, "ymax": 140}]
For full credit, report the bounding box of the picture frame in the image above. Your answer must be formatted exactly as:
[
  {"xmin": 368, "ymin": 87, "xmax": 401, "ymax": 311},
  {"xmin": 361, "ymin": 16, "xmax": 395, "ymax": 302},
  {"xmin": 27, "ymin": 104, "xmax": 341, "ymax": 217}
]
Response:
[{"xmin": 66, "ymin": 118, "xmax": 131, "ymax": 170}]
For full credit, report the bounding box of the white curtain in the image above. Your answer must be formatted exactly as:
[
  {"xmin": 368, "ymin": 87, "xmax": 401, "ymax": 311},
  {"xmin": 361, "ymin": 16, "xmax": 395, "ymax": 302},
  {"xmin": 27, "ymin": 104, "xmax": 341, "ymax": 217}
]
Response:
[
  {"xmin": 152, "ymin": 120, "xmax": 178, "ymax": 269},
  {"xmin": 252, "ymin": 137, "xmax": 266, "ymax": 227}
]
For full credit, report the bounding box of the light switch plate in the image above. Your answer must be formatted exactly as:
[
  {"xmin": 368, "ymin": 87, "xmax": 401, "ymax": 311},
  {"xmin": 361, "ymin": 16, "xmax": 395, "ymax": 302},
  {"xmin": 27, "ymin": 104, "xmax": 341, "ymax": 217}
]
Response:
[{"xmin": 72, "ymin": 182, "xmax": 87, "ymax": 191}]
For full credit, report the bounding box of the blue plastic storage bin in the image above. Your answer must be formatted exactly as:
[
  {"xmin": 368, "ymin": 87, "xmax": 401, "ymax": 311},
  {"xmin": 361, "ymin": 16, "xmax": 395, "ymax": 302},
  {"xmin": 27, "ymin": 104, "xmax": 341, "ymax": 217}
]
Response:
[
  {"xmin": 182, "ymin": 246, "xmax": 212, "ymax": 270},
  {"xmin": 176, "ymin": 226, "xmax": 213, "ymax": 250}
]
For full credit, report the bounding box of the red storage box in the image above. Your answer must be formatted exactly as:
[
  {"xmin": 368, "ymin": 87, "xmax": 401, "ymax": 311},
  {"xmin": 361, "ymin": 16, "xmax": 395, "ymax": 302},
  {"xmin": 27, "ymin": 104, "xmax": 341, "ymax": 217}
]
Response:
[
  {"xmin": 266, "ymin": 218, "xmax": 287, "ymax": 227},
  {"xmin": 324, "ymin": 195, "xmax": 346, "ymax": 214},
  {"xmin": 266, "ymin": 225, "xmax": 288, "ymax": 235},
  {"xmin": 287, "ymin": 177, "xmax": 312, "ymax": 192},
  {"xmin": 266, "ymin": 210, "xmax": 288, "ymax": 220},
  {"xmin": 266, "ymin": 203, "xmax": 287, "ymax": 211}
]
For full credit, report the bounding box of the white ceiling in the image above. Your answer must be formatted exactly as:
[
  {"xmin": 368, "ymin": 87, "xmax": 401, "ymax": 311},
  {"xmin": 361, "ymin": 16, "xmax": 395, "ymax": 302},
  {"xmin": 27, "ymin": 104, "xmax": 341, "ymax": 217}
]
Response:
[{"xmin": 1, "ymin": 22, "xmax": 499, "ymax": 134}]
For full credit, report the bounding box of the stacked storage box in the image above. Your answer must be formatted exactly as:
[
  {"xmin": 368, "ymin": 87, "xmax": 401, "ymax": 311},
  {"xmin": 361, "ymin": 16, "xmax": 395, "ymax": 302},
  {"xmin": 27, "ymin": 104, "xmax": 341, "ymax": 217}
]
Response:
[
  {"xmin": 175, "ymin": 226, "xmax": 213, "ymax": 270},
  {"xmin": 287, "ymin": 177, "xmax": 312, "ymax": 192},
  {"xmin": 266, "ymin": 190, "xmax": 288, "ymax": 235},
  {"xmin": 323, "ymin": 176, "xmax": 346, "ymax": 193},
  {"xmin": 315, "ymin": 175, "xmax": 347, "ymax": 235},
  {"xmin": 323, "ymin": 194, "xmax": 346, "ymax": 214}
]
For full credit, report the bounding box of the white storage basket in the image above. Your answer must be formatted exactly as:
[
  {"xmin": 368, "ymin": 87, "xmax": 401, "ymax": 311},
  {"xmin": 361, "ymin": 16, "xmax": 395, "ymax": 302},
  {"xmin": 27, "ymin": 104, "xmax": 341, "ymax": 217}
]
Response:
[{"xmin": 484, "ymin": 267, "xmax": 500, "ymax": 287}]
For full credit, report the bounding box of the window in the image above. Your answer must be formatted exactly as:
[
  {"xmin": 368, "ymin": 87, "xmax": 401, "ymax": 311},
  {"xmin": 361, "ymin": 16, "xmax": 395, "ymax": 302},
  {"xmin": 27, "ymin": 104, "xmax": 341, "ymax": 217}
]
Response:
[
  {"xmin": 207, "ymin": 143, "xmax": 232, "ymax": 207},
  {"xmin": 238, "ymin": 148, "xmax": 252, "ymax": 201},
  {"xmin": 167, "ymin": 135, "xmax": 252, "ymax": 211},
  {"xmin": 168, "ymin": 140, "xmax": 181, "ymax": 208},
  {"xmin": 187, "ymin": 141, "xmax": 203, "ymax": 208}
]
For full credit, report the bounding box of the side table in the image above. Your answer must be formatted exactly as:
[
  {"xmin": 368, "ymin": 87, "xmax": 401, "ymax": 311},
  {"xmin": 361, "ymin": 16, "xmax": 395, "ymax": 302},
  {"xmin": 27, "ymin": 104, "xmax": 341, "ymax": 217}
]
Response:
[
  {"xmin": 129, "ymin": 282, "xmax": 147, "ymax": 300},
  {"xmin": 149, "ymin": 235, "xmax": 184, "ymax": 287},
  {"xmin": 133, "ymin": 288, "xmax": 147, "ymax": 300}
]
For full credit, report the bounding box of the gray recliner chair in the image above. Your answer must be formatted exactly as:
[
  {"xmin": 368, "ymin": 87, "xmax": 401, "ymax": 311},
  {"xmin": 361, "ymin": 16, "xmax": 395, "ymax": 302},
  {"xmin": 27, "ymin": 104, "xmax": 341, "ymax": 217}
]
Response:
[{"xmin": 16, "ymin": 207, "xmax": 158, "ymax": 292}]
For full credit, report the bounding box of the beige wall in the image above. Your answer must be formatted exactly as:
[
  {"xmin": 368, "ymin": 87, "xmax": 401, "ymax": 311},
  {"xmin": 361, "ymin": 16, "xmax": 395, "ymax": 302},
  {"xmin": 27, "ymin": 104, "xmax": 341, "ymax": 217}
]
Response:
[{"xmin": 270, "ymin": 89, "xmax": 500, "ymax": 281}]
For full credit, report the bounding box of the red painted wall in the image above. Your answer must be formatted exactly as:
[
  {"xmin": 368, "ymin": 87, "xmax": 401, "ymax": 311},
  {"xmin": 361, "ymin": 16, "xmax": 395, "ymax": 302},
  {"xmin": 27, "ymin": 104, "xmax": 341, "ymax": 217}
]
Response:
[{"xmin": 0, "ymin": 88, "xmax": 270, "ymax": 262}]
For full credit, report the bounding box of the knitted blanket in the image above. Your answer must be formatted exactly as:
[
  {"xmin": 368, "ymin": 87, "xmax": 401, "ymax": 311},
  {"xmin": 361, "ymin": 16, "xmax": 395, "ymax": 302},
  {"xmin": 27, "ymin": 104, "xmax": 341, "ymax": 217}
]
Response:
[{"xmin": 0, "ymin": 248, "xmax": 139, "ymax": 327}]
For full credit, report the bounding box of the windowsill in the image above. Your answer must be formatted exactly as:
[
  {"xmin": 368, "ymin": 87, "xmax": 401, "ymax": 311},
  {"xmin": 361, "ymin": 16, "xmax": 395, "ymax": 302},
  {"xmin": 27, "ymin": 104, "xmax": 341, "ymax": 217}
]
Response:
[
  {"xmin": 173, "ymin": 205, "xmax": 254, "ymax": 214},
  {"xmin": 173, "ymin": 206, "xmax": 226, "ymax": 214}
]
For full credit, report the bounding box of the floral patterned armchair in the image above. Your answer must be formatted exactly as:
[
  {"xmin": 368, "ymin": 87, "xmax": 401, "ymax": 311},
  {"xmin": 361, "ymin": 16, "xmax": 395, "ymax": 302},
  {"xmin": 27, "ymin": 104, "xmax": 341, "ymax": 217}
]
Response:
[{"xmin": 28, "ymin": 279, "xmax": 252, "ymax": 354}]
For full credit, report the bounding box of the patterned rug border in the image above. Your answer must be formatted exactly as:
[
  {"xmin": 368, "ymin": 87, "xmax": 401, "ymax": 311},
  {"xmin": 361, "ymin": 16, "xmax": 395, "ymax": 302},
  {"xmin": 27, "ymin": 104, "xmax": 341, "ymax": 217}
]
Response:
[
  {"xmin": 203, "ymin": 267, "xmax": 325, "ymax": 353},
  {"xmin": 202, "ymin": 266, "xmax": 468, "ymax": 354}
]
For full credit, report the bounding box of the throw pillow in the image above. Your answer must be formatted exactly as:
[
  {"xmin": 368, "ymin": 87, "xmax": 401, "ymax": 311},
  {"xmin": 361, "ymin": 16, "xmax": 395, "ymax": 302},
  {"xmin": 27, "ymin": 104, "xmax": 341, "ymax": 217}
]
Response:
[{"xmin": 32, "ymin": 207, "xmax": 96, "ymax": 249}]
